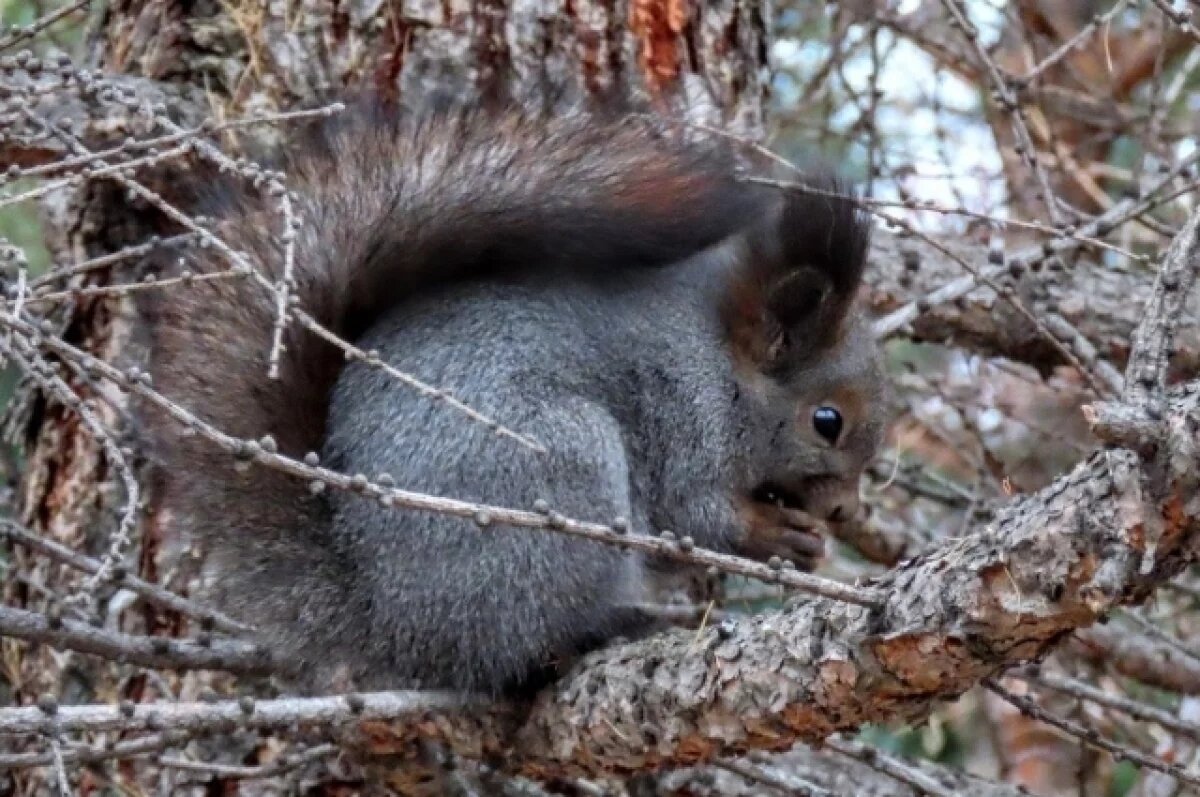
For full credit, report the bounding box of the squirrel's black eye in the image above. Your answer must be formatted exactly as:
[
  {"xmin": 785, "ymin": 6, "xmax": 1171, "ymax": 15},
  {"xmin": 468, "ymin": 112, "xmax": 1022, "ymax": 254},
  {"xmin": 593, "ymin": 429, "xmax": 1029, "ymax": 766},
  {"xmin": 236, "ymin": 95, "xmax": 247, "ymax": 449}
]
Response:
[{"xmin": 812, "ymin": 406, "xmax": 843, "ymax": 443}]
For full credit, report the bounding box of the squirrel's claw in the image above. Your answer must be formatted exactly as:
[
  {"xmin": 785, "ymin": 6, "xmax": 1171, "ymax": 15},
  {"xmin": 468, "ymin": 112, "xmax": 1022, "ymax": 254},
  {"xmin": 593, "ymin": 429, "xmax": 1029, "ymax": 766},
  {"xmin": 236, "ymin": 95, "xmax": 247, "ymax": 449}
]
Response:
[{"xmin": 733, "ymin": 496, "xmax": 828, "ymax": 571}]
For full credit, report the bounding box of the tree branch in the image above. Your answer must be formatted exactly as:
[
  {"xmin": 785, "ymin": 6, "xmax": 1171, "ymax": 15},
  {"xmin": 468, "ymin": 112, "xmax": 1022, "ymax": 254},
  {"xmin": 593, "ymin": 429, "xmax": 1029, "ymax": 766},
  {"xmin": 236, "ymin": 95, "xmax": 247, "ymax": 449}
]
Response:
[
  {"xmin": 867, "ymin": 225, "xmax": 1200, "ymax": 380},
  {"xmin": 0, "ymin": 604, "xmax": 273, "ymax": 673},
  {"xmin": 1071, "ymin": 624, "xmax": 1200, "ymax": 695}
]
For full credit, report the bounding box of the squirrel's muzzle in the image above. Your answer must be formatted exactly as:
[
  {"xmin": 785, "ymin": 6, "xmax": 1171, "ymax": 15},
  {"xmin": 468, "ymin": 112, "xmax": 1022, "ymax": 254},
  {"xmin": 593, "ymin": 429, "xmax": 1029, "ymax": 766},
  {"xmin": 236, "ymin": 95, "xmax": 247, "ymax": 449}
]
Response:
[{"xmin": 755, "ymin": 476, "xmax": 859, "ymax": 523}]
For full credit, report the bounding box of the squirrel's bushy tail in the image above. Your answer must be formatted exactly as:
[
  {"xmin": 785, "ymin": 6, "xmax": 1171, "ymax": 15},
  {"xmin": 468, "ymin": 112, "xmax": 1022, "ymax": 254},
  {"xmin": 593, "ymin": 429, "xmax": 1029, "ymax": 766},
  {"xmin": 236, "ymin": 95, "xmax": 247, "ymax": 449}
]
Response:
[{"xmin": 139, "ymin": 99, "xmax": 765, "ymax": 677}]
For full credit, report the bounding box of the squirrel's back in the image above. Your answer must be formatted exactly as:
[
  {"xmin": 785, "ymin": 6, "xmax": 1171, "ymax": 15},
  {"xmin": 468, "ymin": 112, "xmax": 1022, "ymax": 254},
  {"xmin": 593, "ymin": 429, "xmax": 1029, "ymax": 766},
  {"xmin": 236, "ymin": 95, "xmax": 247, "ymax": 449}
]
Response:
[{"xmin": 321, "ymin": 273, "xmax": 732, "ymax": 691}]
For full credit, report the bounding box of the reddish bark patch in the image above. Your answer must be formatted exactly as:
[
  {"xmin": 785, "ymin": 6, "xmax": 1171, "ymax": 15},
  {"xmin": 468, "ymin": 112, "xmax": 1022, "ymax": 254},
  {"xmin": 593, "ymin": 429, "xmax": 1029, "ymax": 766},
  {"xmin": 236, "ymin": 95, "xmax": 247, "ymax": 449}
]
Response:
[
  {"xmin": 569, "ymin": 0, "xmax": 612, "ymax": 97},
  {"xmin": 676, "ymin": 732, "xmax": 718, "ymax": 763},
  {"xmin": 1125, "ymin": 521, "xmax": 1147, "ymax": 553},
  {"xmin": 870, "ymin": 632, "xmax": 972, "ymax": 694},
  {"xmin": 779, "ymin": 703, "xmax": 838, "ymax": 740},
  {"xmin": 1164, "ymin": 492, "xmax": 1189, "ymax": 544},
  {"xmin": 630, "ymin": 0, "xmax": 688, "ymax": 88}
]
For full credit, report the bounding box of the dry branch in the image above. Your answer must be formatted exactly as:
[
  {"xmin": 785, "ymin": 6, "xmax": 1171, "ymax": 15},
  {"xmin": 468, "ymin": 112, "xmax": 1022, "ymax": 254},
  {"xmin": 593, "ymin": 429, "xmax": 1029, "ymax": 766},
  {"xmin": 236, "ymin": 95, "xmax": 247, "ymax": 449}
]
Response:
[
  {"xmin": 1072, "ymin": 624, "xmax": 1200, "ymax": 695},
  {"xmin": 664, "ymin": 742, "xmax": 1027, "ymax": 797},
  {"xmin": 0, "ymin": 520, "xmax": 249, "ymax": 634},
  {"xmin": 0, "ymin": 604, "xmax": 273, "ymax": 673},
  {"xmin": 867, "ymin": 225, "xmax": 1200, "ymax": 380},
  {"xmin": 0, "ymin": 691, "xmax": 462, "ymax": 736}
]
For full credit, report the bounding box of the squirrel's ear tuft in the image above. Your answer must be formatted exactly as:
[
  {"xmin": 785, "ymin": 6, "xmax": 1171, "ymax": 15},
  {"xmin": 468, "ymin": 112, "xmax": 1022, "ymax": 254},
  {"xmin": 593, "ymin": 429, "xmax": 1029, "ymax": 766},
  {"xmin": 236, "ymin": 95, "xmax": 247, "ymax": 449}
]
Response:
[{"xmin": 721, "ymin": 174, "xmax": 871, "ymax": 371}]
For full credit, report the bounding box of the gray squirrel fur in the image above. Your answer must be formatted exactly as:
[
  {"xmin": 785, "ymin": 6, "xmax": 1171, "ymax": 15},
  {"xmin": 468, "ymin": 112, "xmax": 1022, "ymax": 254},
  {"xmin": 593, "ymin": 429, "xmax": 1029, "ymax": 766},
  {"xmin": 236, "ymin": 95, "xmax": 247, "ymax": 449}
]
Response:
[{"xmin": 140, "ymin": 97, "xmax": 887, "ymax": 696}]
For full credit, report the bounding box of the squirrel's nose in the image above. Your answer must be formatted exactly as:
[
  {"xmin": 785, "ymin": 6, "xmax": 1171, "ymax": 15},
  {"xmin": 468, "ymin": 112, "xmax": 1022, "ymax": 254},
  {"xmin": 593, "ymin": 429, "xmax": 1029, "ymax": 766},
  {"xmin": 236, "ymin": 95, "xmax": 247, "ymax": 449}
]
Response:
[{"xmin": 824, "ymin": 490, "xmax": 859, "ymax": 523}]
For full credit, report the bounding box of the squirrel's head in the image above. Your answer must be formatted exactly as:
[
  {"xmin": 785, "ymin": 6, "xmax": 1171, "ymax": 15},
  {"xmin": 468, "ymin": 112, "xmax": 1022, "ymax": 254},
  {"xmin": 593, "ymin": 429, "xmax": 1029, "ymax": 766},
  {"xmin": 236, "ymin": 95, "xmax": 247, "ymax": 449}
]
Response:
[{"xmin": 721, "ymin": 177, "xmax": 889, "ymax": 524}]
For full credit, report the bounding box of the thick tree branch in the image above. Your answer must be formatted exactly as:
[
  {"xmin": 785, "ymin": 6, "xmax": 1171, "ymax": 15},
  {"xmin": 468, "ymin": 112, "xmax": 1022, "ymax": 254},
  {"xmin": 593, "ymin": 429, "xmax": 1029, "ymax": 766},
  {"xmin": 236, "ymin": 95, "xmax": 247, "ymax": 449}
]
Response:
[{"xmin": 344, "ymin": 381, "xmax": 1199, "ymax": 782}]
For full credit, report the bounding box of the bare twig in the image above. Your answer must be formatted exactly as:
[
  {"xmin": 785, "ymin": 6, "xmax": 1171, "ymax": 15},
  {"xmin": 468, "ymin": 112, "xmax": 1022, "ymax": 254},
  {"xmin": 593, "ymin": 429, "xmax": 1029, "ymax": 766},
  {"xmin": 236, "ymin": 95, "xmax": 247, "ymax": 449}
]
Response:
[
  {"xmin": 0, "ymin": 520, "xmax": 250, "ymax": 634},
  {"xmin": 0, "ymin": 690, "xmax": 463, "ymax": 736},
  {"xmin": 0, "ymin": 603, "xmax": 272, "ymax": 673}
]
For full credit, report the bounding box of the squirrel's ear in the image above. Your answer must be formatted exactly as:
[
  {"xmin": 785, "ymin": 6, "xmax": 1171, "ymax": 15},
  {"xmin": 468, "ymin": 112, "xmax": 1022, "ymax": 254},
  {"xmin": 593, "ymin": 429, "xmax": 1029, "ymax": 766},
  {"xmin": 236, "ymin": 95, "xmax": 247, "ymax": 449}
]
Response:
[
  {"xmin": 721, "ymin": 176, "xmax": 870, "ymax": 371},
  {"xmin": 766, "ymin": 268, "xmax": 831, "ymax": 331},
  {"xmin": 761, "ymin": 266, "xmax": 833, "ymax": 362}
]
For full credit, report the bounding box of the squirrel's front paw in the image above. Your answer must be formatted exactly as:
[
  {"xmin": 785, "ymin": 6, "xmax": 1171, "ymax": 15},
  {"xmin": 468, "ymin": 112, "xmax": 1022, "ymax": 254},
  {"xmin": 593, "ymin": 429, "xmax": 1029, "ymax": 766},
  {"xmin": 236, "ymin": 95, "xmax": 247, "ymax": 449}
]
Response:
[{"xmin": 732, "ymin": 496, "xmax": 826, "ymax": 571}]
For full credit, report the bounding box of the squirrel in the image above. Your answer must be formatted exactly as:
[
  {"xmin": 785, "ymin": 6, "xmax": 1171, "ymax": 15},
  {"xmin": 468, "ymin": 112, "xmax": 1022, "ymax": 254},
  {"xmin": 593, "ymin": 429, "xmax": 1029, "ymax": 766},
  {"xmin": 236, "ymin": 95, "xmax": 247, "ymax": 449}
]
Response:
[{"xmin": 138, "ymin": 97, "xmax": 888, "ymax": 697}]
